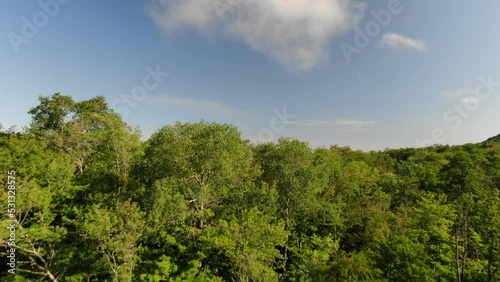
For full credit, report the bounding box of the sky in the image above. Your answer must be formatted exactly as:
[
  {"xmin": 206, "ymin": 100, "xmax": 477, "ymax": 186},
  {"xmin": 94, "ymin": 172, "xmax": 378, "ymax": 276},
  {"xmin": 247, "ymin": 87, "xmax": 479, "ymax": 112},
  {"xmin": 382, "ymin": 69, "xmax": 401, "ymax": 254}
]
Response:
[{"xmin": 1, "ymin": 0, "xmax": 500, "ymax": 150}]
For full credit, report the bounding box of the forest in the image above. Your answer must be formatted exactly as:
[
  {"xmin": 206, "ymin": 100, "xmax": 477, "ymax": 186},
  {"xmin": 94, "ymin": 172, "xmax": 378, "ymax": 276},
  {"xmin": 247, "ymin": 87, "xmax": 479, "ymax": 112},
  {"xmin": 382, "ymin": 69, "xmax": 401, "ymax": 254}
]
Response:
[{"xmin": 1, "ymin": 93, "xmax": 499, "ymax": 282}]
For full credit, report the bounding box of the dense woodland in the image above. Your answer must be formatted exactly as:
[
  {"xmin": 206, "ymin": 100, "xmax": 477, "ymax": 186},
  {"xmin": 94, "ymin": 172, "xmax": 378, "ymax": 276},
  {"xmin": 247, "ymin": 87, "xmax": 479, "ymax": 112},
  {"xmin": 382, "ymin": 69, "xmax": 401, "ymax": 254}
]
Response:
[{"xmin": 1, "ymin": 94, "xmax": 499, "ymax": 282}]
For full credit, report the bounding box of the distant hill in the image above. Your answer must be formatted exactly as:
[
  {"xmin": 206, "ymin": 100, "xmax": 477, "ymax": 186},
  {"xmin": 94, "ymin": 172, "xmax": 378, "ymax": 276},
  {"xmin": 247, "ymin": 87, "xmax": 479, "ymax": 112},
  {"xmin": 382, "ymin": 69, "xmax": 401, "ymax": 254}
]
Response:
[{"xmin": 484, "ymin": 133, "xmax": 500, "ymax": 143}]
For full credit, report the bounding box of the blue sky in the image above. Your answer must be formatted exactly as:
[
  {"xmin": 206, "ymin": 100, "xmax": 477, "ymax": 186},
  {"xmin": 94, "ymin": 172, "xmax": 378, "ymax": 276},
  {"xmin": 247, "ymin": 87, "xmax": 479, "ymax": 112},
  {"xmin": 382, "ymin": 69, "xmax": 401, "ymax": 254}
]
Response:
[{"xmin": 1, "ymin": 0, "xmax": 500, "ymax": 150}]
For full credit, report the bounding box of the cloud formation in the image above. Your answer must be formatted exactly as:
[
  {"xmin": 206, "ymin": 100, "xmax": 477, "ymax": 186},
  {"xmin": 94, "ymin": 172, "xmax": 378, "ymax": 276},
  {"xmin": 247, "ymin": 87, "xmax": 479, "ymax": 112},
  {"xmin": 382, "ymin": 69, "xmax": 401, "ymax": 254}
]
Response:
[
  {"xmin": 442, "ymin": 88, "xmax": 482, "ymax": 110},
  {"xmin": 146, "ymin": 0, "xmax": 365, "ymax": 71},
  {"xmin": 149, "ymin": 95, "xmax": 242, "ymax": 116},
  {"xmin": 381, "ymin": 33, "xmax": 428, "ymax": 51}
]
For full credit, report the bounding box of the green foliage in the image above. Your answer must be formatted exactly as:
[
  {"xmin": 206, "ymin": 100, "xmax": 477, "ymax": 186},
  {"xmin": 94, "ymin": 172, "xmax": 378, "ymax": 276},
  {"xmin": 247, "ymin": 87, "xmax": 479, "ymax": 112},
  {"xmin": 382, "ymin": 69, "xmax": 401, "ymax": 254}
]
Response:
[
  {"xmin": 484, "ymin": 133, "xmax": 500, "ymax": 143},
  {"xmin": 2, "ymin": 94, "xmax": 499, "ymax": 281},
  {"xmin": 83, "ymin": 200, "xmax": 145, "ymax": 281}
]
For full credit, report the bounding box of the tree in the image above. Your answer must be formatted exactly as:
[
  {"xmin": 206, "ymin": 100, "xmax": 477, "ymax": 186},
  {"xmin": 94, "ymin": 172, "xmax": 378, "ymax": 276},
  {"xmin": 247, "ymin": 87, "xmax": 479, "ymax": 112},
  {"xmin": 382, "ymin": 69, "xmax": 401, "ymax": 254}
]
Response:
[
  {"xmin": 135, "ymin": 121, "xmax": 259, "ymax": 279},
  {"xmin": 83, "ymin": 200, "xmax": 145, "ymax": 281},
  {"xmin": 29, "ymin": 94, "xmax": 139, "ymax": 178},
  {"xmin": 255, "ymin": 139, "xmax": 341, "ymax": 280},
  {"xmin": 0, "ymin": 133, "xmax": 79, "ymax": 281},
  {"xmin": 441, "ymin": 150, "xmax": 486, "ymax": 281},
  {"xmin": 28, "ymin": 93, "xmax": 75, "ymax": 132}
]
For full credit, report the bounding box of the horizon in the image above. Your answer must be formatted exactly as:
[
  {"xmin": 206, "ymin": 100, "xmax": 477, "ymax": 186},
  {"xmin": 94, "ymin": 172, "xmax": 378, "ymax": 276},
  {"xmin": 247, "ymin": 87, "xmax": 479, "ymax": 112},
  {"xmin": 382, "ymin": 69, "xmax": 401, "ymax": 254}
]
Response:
[{"xmin": 2, "ymin": 92, "xmax": 498, "ymax": 153}]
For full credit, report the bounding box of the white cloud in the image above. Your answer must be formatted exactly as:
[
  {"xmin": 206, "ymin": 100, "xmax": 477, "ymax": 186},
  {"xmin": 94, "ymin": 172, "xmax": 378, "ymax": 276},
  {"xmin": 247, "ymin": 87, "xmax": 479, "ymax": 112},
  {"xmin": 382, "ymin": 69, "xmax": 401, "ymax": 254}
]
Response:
[
  {"xmin": 381, "ymin": 33, "xmax": 428, "ymax": 51},
  {"xmin": 461, "ymin": 97, "xmax": 479, "ymax": 106},
  {"xmin": 442, "ymin": 89, "xmax": 475, "ymax": 101},
  {"xmin": 146, "ymin": 0, "xmax": 365, "ymax": 71},
  {"xmin": 148, "ymin": 95, "xmax": 242, "ymax": 116}
]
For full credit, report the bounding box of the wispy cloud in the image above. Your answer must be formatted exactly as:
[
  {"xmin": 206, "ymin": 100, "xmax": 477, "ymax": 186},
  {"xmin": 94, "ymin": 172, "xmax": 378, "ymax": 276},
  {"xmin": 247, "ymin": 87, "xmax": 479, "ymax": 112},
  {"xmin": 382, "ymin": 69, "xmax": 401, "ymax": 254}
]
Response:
[
  {"xmin": 381, "ymin": 33, "xmax": 428, "ymax": 51},
  {"xmin": 461, "ymin": 97, "xmax": 479, "ymax": 106},
  {"xmin": 146, "ymin": 0, "xmax": 365, "ymax": 71},
  {"xmin": 442, "ymin": 89, "xmax": 475, "ymax": 101},
  {"xmin": 148, "ymin": 95, "xmax": 242, "ymax": 116},
  {"xmin": 288, "ymin": 118, "xmax": 378, "ymax": 129}
]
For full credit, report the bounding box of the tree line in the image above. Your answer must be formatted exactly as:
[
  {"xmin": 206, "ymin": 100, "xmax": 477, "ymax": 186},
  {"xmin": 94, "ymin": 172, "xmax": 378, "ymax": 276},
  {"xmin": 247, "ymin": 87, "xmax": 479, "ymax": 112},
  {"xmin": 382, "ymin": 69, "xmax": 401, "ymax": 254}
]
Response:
[{"xmin": 1, "ymin": 93, "xmax": 499, "ymax": 281}]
